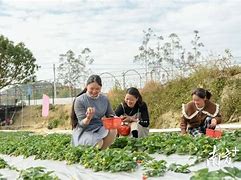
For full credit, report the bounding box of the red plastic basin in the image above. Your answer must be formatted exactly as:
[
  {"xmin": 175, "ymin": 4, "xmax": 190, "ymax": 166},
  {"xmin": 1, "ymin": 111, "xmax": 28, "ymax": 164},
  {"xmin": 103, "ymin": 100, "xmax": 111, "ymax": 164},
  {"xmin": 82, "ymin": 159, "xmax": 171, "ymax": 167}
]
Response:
[
  {"xmin": 102, "ymin": 117, "xmax": 122, "ymax": 129},
  {"xmin": 206, "ymin": 128, "xmax": 222, "ymax": 138}
]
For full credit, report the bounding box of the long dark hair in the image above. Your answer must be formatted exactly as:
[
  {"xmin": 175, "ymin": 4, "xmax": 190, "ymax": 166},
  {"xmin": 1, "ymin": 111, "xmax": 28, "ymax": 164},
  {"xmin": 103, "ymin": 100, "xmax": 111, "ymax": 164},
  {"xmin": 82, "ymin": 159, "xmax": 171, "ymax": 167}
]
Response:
[
  {"xmin": 191, "ymin": 88, "xmax": 212, "ymax": 100},
  {"xmin": 71, "ymin": 75, "xmax": 102, "ymax": 129},
  {"xmin": 124, "ymin": 87, "xmax": 143, "ymax": 107}
]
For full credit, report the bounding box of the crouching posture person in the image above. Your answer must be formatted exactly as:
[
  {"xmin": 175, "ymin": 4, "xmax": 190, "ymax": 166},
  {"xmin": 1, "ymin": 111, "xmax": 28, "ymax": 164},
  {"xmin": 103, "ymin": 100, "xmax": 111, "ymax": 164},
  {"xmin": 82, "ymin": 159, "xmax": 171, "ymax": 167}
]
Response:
[
  {"xmin": 115, "ymin": 87, "xmax": 150, "ymax": 138},
  {"xmin": 71, "ymin": 75, "xmax": 117, "ymax": 150},
  {"xmin": 180, "ymin": 88, "xmax": 222, "ymax": 136}
]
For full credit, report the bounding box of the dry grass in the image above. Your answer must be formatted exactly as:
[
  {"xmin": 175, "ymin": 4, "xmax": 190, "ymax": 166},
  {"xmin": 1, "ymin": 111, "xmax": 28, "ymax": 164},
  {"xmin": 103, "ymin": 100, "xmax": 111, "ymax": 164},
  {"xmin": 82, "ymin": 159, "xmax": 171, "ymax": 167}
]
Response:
[{"xmin": 12, "ymin": 105, "xmax": 72, "ymax": 130}]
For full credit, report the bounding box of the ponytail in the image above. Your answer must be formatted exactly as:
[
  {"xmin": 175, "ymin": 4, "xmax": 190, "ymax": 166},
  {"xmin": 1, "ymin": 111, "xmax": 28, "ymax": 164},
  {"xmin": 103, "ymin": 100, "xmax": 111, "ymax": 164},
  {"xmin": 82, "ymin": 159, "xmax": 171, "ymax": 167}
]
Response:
[
  {"xmin": 71, "ymin": 88, "xmax": 87, "ymax": 129},
  {"xmin": 192, "ymin": 88, "xmax": 212, "ymax": 100},
  {"xmin": 205, "ymin": 90, "xmax": 212, "ymax": 100}
]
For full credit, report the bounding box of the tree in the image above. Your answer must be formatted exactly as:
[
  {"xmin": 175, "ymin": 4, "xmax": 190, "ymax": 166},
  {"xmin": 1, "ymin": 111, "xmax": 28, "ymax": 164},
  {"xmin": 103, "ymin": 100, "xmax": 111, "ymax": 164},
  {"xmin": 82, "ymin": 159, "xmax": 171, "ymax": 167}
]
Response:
[
  {"xmin": 186, "ymin": 30, "xmax": 204, "ymax": 70},
  {"xmin": 134, "ymin": 29, "xmax": 206, "ymax": 81},
  {"xmin": 206, "ymin": 49, "xmax": 233, "ymax": 70},
  {"xmin": 0, "ymin": 35, "xmax": 39, "ymax": 90},
  {"xmin": 134, "ymin": 28, "xmax": 182, "ymax": 81},
  {"xmin": 57, "ymin": 48, "xmax": 94, "ymax": 96},
  {"xmin": 134, "ymin": 28, "xmax": 163, "ymax": 82},
  {"xmin": 158, "ymin": 33, "xmax": 183, "ymax": 79}
]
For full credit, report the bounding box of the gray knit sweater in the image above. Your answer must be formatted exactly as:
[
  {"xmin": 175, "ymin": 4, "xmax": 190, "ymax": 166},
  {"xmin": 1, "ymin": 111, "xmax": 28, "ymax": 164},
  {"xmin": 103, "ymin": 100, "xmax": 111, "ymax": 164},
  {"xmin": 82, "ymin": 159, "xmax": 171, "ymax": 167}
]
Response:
[{"xmin": 74, "ymin": 93, "xmax": 114, "ymax": 131}]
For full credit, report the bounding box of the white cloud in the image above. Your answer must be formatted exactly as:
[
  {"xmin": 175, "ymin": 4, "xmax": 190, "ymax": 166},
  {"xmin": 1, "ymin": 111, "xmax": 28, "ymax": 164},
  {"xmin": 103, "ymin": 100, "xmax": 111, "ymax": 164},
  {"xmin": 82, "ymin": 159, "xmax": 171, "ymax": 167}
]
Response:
[{"xmin": 0, "ymin": 0, "xmax": 241, "ymax": 85}]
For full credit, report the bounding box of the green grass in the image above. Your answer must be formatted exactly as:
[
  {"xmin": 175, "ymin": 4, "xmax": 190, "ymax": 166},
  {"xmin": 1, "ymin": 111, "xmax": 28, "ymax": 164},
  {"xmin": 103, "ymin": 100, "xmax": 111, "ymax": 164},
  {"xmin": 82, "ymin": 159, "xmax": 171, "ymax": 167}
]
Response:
[{"xmin": 108, "ymin": 66, "xmax": 241, "ymax": 128}]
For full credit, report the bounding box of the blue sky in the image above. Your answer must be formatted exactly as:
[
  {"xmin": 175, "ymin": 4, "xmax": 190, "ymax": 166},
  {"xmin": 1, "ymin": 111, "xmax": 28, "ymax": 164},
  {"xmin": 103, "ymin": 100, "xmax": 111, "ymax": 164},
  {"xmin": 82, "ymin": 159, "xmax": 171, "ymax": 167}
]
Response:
[{"xmin": 1, "ymin": 0, "xmax": 241, "ymax": 87}]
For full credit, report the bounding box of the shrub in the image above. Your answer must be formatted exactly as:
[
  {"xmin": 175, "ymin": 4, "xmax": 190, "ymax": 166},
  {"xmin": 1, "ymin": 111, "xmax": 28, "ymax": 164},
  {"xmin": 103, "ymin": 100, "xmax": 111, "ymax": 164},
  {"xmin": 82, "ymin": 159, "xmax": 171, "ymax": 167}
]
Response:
[{"xmin": 108, "ymin": 66, "xmax": 241, "ymax": 128}]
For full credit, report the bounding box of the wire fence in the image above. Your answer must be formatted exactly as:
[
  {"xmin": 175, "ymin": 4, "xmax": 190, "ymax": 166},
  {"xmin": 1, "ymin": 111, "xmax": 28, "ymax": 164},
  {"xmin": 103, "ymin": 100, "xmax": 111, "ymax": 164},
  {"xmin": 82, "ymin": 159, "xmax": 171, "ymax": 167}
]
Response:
[
  {"xmin": 0, "ymin": 57, "xmax": 241, "ymax": 127},
  {"xmin": 1, "ymin": 57, "xmax": 241, "ymax": 107}
]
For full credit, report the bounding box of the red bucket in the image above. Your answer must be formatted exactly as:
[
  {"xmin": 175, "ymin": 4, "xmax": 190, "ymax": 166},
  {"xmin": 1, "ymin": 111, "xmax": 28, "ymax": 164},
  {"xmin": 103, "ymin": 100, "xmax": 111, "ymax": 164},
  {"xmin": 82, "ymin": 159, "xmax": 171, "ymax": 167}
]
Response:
[
  {"xmin": 117, "ymin": 124, "xmax": 131, "ymax": 136},
  {"xmin": 206, "ymin": 128, "xmax": 222, "ymax": 138},
  {"xmin": 214, "ymin": 130, "xmax": 222, "ymax": 138},
  {"xmin": 102, "ymin": 117, "xmax": 122, "ymax": 129},
  {"xmin": 206, "ymin": 128, "xmax": 215, "ymax": 138}
]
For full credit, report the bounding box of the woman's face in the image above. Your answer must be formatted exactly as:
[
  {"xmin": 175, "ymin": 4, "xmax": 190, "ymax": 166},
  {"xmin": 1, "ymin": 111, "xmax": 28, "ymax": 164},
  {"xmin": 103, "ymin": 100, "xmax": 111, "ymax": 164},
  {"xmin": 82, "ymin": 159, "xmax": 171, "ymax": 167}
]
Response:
[
  {"xmin": 124, "ymin": 94, "xmax": 138, "ymax": 108},
  {"xmin": 86, "ymin": 82, "xmax": 101, "ymax": 97},
  {"xmin": 192, "ymin": 94, "xmax": 205, "ymax": 108}
]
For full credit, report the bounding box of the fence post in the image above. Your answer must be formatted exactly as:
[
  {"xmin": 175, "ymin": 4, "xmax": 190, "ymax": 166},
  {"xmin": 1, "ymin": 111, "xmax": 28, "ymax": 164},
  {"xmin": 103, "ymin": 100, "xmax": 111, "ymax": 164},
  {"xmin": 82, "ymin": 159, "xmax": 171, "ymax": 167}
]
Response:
[{"xmin": 122, "ymin": 72, "xmax": 125, "ymax": 89}]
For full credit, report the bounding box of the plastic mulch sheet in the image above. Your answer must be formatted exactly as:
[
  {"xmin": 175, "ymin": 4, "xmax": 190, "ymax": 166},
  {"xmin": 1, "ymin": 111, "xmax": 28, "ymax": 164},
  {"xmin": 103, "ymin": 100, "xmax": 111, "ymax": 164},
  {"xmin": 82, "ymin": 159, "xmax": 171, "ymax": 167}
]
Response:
[{"xmin": 1, "ymin": 153, "xmax": 241, "ymax": 180}]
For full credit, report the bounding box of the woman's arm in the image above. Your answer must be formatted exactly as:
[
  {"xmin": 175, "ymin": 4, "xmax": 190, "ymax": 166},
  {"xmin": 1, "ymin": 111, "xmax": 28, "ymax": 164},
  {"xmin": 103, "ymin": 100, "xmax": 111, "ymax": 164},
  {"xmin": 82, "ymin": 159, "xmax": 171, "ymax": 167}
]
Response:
[
  {"xmin": 180, "ymin": 116, "xmax": 187, "ymax": 134},
  {"xmin": 210, "ymin": 113, "xmax": 222, "ymax": 128},
  {"xmin": 74, "ymin": 97, "xmax": 94, "ymax": 127},
  {"xmin": 139, "ymin": 102, "xmax": 150, "ymax": 127},
  {"xmin": 215, "ymin": 113, "xmax": 222, "ymax": 124},
  {"xmin": 114, "ymin": 103, "xmax": 125, "ymax": 117}
]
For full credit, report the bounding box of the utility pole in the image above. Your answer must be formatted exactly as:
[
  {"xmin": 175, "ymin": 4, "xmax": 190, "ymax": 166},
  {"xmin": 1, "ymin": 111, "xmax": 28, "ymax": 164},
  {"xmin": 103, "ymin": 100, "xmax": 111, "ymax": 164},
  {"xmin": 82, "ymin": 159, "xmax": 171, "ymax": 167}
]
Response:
[
  {"xmin": 122, "ymin": 72, "xmax": 126, "ymax": 89},
  {"xmin": 53, "ymin": 64, "xmax": 57, "ymax": 104}
]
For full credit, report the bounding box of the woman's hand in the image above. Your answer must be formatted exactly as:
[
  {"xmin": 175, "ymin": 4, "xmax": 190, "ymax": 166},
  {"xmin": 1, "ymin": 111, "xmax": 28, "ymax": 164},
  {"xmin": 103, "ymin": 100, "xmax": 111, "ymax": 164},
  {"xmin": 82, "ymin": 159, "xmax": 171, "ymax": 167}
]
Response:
[
  {"xmin": 122, "ymin": 116, "xmax": 138, "ymax": 123},
  {"xmin": 82, "ymin": 107, "xmax": 95, "ymax": 125},
  {"xmin": 86, "ymin": 107, "xmax": 95, "ymax": 120},
  {"xmin": 210, "ymin": 118, "xmax": 217, "ymax": 128},
  {"xmin": 120, "ymin": 115, "xmax": 127, "ymax": 121}
]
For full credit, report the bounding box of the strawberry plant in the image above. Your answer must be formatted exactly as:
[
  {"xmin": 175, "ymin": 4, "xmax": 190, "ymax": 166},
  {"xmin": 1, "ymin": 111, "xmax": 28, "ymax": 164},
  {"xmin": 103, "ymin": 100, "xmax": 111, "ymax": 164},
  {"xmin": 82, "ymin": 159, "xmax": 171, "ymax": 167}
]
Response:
[
  {"xmin": 17, "ymin": 167, "xmax": 59, "ymax": 180},
  {"xmin": 143, "ymin": 160, "xmax": 167, "ymax": 177},
  {"xmin": 1, "ymin": 130, "xmax": 241, "ymax": 176},
  {"xmin": 132, "ymin": 151, "xmax": 153, "ymax": 164},
  {"xmin": 110, "ymin": 136, "xmax": 129, "ymax": 149},
  {"xmin": 190, "ymin": 167, "xmax": 241, "ymax": 180},
  {"xmin": 64, "ymin": 146, "xmax": 85, "ymax": 165},
  {"xmin": 0, "ymin": 158, "xmax": 8, "ymax": 169},
  {"xmin": 0, "ymin": 157, "xmax": 59, "ymax": 180},
  {"xmin": 0, "ymin": 173, "xmax": 6, "ymax": 180},
  {"xmin": 168, "ymin": 163, "xmax": 191, "ymax": 173},
  {"xmin": 124, "ymin": 137, "xmax": 144, "ymax": 152},
  {"xmin": 81, "ymin": 148, "xmax": 137, "ymax": 172}
]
